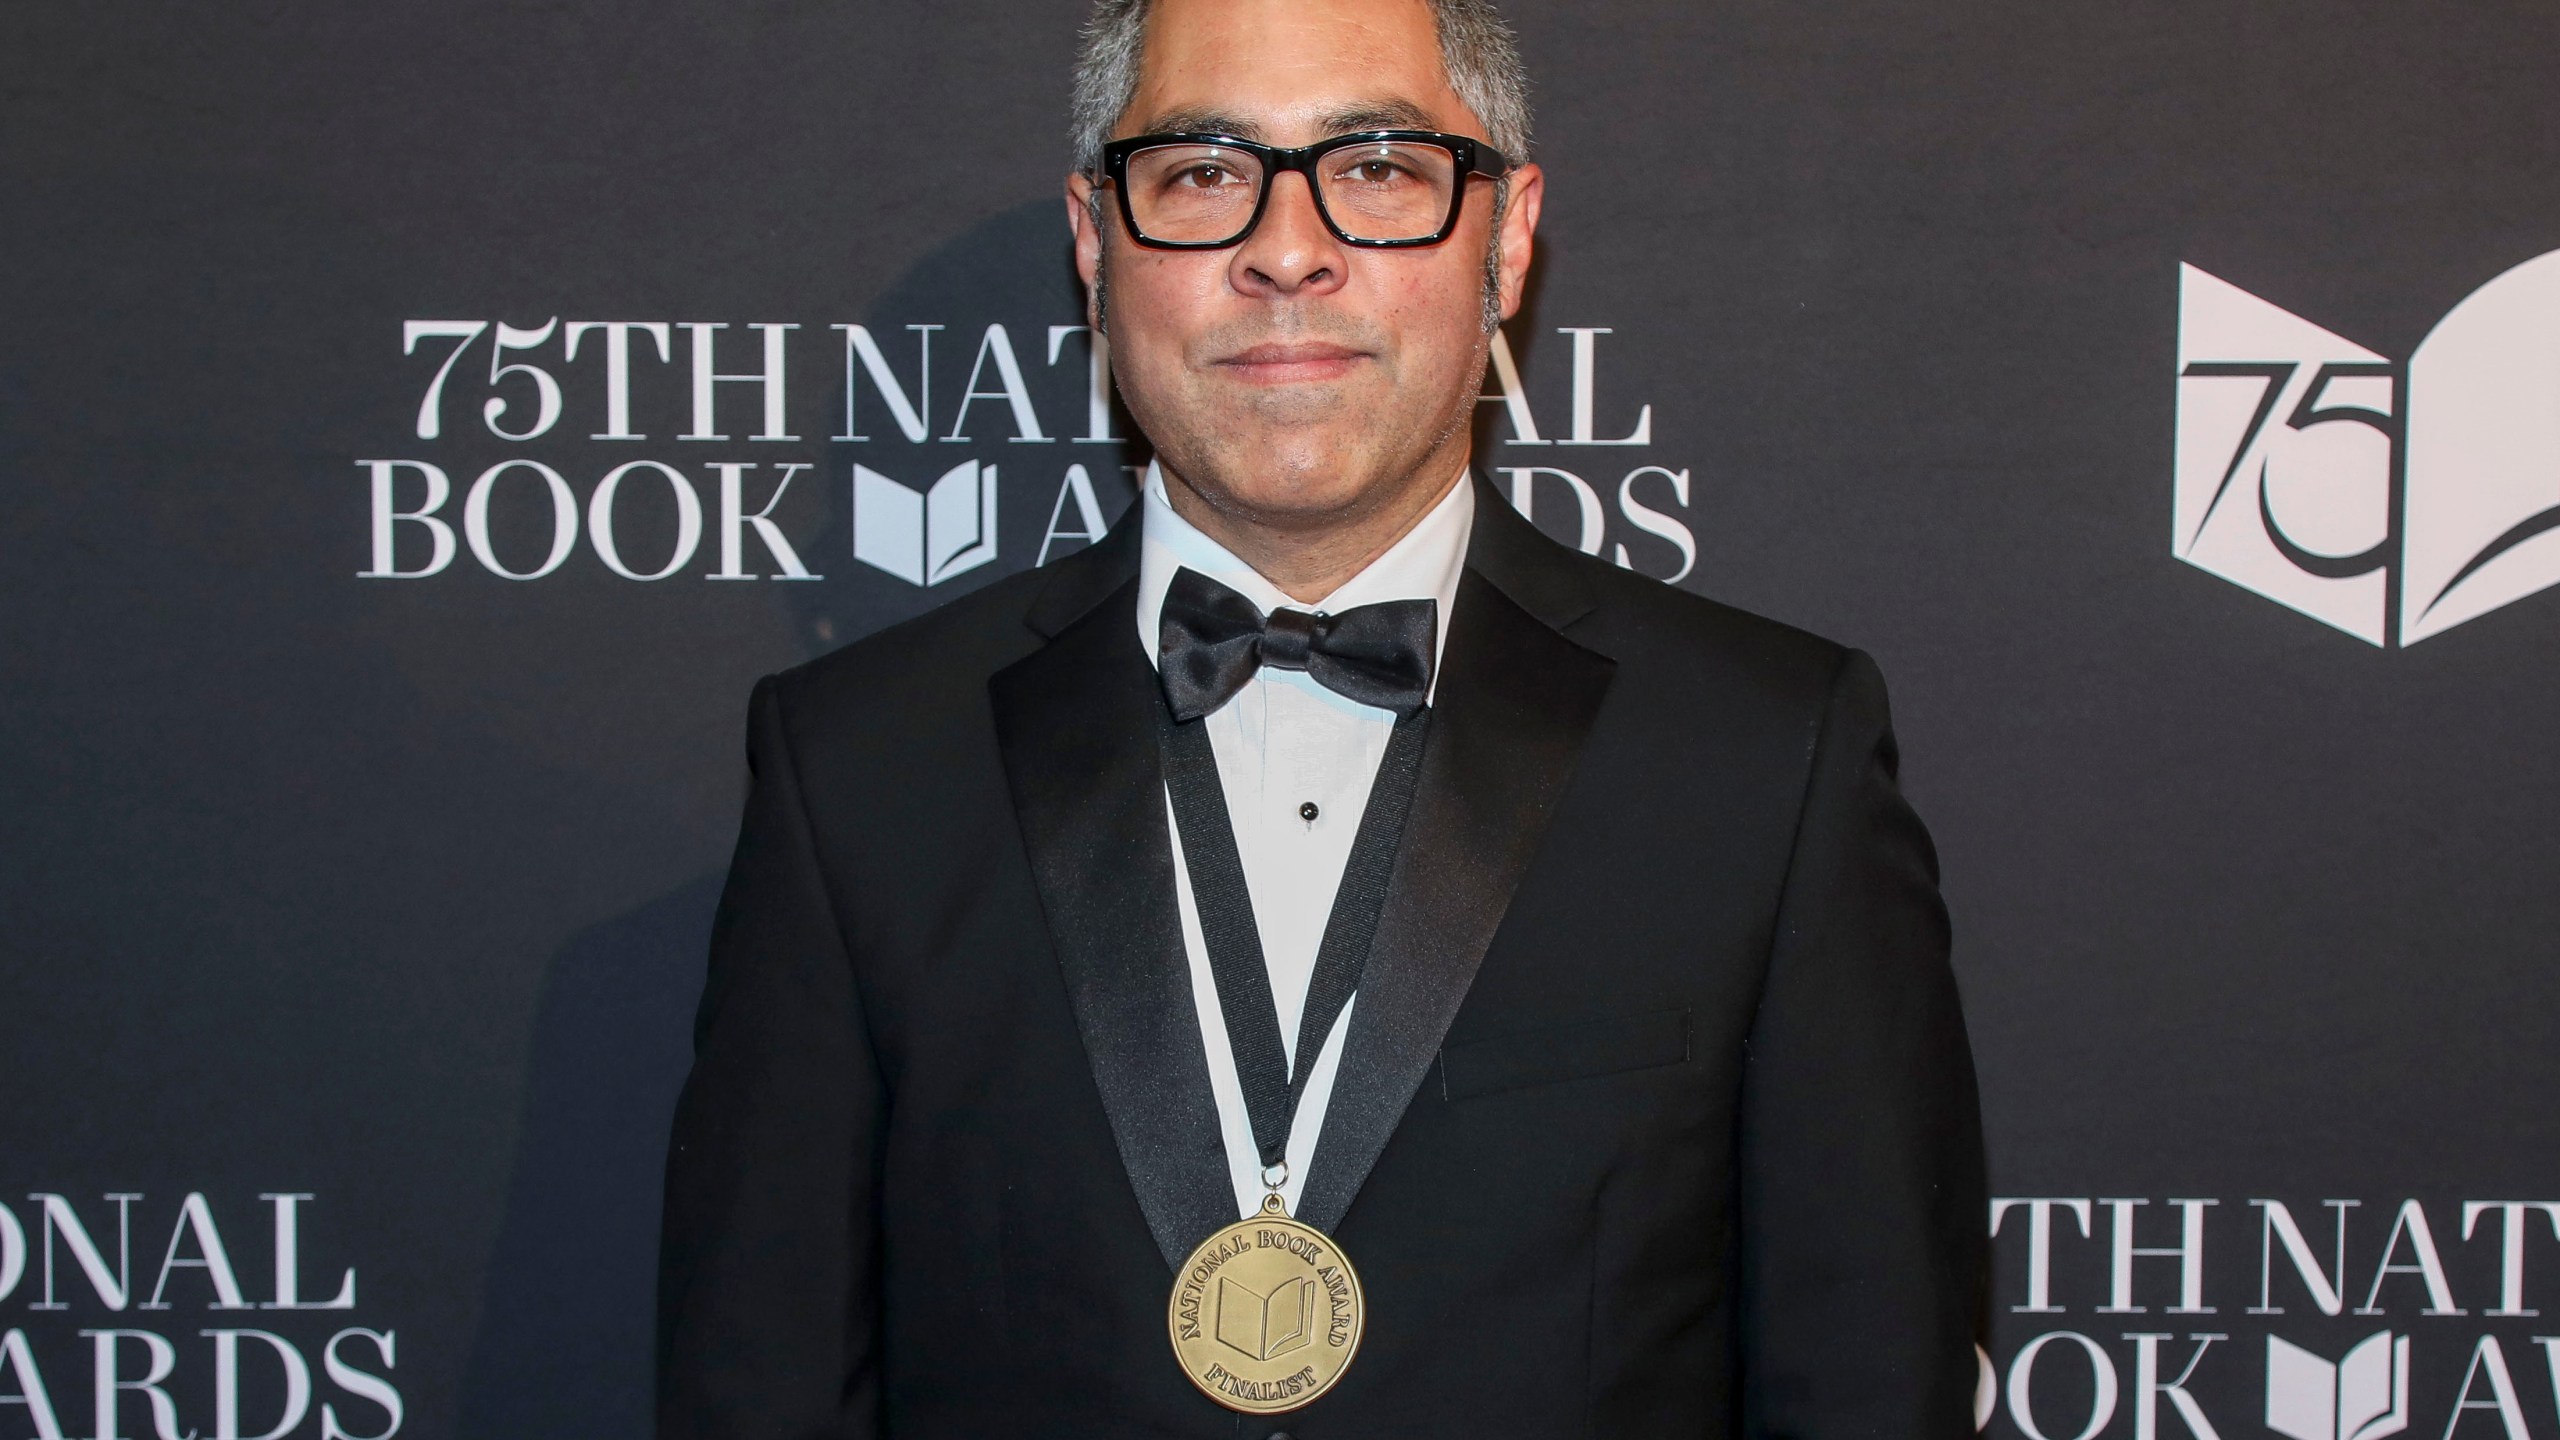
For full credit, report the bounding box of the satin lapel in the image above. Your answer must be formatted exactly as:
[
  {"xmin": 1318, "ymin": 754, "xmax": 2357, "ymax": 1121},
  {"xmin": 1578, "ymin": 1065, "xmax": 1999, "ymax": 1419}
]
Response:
[
  {"xmin": 1297, "ymin": 485, "xmax": 1617, "ymax": 1233},
  {"xmin": 991, "ymin": 525, "xmax": 1236, "ymax": 1270}
]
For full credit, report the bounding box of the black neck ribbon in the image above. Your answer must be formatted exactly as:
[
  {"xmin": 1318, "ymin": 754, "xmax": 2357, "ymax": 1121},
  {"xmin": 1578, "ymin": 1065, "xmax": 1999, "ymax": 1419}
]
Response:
[{"xmin": 1157, "ymin": 696, "xmax": 1432, "ymax": 1177}]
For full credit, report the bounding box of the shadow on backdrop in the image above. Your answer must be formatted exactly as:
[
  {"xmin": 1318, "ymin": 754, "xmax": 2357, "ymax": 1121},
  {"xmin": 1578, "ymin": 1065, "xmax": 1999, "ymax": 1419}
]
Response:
[
  {"xmin": 457, "ymin": 872, "xmax": 718, "ymax": 1440},
  {"xmin": 785, "ymin": 196, "xmax": 1148, "ymax": 656}
]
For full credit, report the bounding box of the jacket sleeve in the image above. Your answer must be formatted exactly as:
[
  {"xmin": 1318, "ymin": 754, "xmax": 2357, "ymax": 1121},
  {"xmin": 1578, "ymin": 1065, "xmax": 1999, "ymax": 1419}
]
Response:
[
  {"xmin": 1738, "ymin": 648, "xmax": 1987, "ymax": 1439},
  {"xmin": 659, "ymin": 673, "xmax": 886, "ymax": 1440}
]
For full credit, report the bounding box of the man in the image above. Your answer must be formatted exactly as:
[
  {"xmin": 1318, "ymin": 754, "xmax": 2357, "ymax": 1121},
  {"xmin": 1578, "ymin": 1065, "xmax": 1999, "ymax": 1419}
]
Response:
[{"xmin": 658, "ymin": 0, "xmax": 1986, "ymax": 1434}]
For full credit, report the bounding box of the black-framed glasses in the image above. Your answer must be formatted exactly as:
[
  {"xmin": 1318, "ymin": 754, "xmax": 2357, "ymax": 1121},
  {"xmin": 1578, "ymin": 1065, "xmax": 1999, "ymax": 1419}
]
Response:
[{"xmin": 1097, "ymin": 130, "xmax": 1512, "ymax": 249}]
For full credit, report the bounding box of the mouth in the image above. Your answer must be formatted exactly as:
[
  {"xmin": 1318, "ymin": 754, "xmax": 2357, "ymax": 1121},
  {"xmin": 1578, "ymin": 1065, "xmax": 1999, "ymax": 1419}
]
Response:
[{"xmin": 1213, "ymin": 341, "xmax": 1370, "ymax": 385}]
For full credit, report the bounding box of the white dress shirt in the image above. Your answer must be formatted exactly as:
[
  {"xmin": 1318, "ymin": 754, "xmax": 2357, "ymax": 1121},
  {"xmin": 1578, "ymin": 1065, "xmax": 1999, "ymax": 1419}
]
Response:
[{"xmin": 1136, "ymin": 462, "xmax": 1475, "ymax": 1219}]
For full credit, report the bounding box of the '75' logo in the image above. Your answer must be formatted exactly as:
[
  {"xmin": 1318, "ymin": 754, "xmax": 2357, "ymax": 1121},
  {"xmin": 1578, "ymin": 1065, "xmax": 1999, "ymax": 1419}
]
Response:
[{"xmin": 2173, "ymin": 251, "xmax": 2560, "ymax": 648}]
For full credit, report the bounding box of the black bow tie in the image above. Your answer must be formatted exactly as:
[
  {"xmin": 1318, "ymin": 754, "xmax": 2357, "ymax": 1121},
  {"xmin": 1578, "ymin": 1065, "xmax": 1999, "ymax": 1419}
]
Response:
[{"xmin": 1157, "ymin": 567, "xmax": 1437, "ymax": 722}]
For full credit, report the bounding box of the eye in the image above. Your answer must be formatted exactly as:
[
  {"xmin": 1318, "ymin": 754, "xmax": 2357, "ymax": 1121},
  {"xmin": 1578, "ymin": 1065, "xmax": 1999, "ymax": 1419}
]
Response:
[
  {"xmin": 1331, "ymin": 151, "xmax": 1421, "ymax": 186},
  {"xmin": 1170, "ymin": 161, "xmax": 1248, "ymax": 189}
]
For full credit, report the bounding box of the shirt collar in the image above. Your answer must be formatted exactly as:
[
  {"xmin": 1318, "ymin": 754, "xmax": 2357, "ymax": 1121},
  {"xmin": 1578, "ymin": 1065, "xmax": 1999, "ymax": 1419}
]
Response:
[{"xmin": 1136, "ymin": 459, "xmax": 1475, "ymax": 705}]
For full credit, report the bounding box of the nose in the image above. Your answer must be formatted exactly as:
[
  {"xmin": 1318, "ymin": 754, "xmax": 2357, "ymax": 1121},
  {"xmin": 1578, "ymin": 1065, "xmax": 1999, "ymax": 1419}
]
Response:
[{"xmin": 1229, "ymin": 170, "xmax": 1348, "ymax": 299}]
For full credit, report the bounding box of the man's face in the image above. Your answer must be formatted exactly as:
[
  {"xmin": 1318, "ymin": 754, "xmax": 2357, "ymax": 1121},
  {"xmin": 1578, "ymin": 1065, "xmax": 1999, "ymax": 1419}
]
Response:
[{"xmin": 1068, "ymin": 0, "xmax": 1542, "ymax": 532}]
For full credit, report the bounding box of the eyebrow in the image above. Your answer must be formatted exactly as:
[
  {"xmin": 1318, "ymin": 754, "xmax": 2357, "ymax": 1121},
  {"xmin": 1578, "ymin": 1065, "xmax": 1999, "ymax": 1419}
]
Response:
[
  {"xmin": 1319, "ymin": 100, "xmax": 1437, "ymax": 134},
  {"xmin": 1138, "ymin": 108, "xmax": 1268, "ymax": 140},
  {"xmin": 1131, "ymin": 98, "xmax": 1442, "ymax": 144}
]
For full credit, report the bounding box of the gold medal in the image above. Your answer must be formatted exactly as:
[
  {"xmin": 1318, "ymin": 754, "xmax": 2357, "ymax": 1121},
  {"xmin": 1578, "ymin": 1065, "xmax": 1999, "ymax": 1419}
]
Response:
[{"xmin": 1167, "ymin": 1193, "xmax": 1366, "ymax": 1413}]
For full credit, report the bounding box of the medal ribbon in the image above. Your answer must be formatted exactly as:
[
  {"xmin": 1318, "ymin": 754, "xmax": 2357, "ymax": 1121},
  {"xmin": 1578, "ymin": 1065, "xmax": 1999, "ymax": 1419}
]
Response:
[{"xmin": 1157, "ymin": 696, "xmax": 1431, "ymax": 1182}]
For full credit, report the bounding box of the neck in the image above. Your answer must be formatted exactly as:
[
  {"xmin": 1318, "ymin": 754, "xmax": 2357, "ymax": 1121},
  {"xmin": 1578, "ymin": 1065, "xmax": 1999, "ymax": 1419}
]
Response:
[{"xmin": 1160, "ymin": 459, "xmax": 1469, "ymax": 605}]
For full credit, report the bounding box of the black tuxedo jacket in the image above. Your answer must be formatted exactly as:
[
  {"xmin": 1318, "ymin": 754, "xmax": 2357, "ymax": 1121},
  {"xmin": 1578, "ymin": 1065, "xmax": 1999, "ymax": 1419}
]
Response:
[{"xmin": 658, "ymin": 479, "xmax": 1987, "ymax": 1439}]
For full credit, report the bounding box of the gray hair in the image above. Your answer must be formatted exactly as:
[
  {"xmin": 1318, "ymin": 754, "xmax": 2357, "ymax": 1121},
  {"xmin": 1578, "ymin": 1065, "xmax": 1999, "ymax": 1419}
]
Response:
[{"xmin": 1069, "ymin": 0, "xmax": 1532, "ymax": 177}]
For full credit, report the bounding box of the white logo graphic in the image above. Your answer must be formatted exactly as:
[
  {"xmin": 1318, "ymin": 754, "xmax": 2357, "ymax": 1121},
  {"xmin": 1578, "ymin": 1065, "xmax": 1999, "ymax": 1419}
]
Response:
[
  {"xmin": 852, "ymin": 459, "xmax": 998, "ymax": 585},
  {"xmin": 2266, "ymin": 1331, "xmax": 2409, "ymax": 1440},
  {"xmin": 2175, "ymin": 249, "xmax": 2560, "ymax": 645}
]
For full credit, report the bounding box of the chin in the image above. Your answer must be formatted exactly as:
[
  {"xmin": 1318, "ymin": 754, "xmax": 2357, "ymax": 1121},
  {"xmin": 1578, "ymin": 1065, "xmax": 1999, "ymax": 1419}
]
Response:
[{"xmin": 1200, "ymin": 455, "xmax": 1394, "ymax": 522}]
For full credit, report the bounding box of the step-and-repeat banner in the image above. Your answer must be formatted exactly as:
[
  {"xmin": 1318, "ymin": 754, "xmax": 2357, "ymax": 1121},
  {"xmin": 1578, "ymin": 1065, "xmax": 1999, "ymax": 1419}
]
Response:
[{"xmin": 7, "ymin": 1, "xmax": 2559, "ymax": 1436}]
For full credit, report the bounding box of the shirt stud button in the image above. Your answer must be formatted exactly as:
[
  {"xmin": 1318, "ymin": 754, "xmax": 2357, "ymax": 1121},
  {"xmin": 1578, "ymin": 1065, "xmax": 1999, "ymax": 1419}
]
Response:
[{"xmin": 1298, "ymin": 802, "xmax": 1319, "ymax": 823}]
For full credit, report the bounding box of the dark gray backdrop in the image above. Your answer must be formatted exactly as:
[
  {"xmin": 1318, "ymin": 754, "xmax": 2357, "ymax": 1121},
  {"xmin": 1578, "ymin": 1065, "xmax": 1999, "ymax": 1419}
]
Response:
[{"xmin": 7, "ymin": 2, "xmax": 2559, "ymax": 1437}]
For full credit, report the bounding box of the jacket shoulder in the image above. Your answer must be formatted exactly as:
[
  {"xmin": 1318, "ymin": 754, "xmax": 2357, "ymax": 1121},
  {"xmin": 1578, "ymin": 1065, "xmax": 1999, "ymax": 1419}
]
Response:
[
  {"xmin": 1469, "ymin": 484, "xmax": 1855, "ymax": 712},
  {"xmin": 1555, "ymin": 546, "xmax": 1857, "ymax": 715},
  {"xmin": 760, "ymin": 563, "xmax": 1061, "ymax": 746}
]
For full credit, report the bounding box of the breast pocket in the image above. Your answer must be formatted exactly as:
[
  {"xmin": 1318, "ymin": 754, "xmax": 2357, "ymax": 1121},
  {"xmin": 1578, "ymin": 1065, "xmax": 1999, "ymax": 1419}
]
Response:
[{"xmin": 1436, "ymin": 1008, "xmax": 1692, "ymax": 1102}]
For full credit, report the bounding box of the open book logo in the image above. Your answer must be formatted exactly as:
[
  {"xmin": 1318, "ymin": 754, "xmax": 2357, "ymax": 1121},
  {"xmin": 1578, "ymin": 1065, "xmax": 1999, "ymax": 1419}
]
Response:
[
  {"xmin": 2174, "ymin": 248, "xmax": 2560, "ymax": 646},
  {"xmin": 851, "ymin": 460, "xmax": 998, "ymax": 586},
  {"xmin": 2265, "ymin": 1331, "xmax": 2410, "ymax": 1440},
  {"xmin": 1213, "ymin": 1274, "xmax": 1316, "ymax": 1362}
]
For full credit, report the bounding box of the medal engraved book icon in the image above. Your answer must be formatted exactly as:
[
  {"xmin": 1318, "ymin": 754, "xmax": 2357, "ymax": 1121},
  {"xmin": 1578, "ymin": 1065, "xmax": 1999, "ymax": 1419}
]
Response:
[{"xmin": 1215, "ymin": 1274, "xmax": 1317, "ymax": 1360}]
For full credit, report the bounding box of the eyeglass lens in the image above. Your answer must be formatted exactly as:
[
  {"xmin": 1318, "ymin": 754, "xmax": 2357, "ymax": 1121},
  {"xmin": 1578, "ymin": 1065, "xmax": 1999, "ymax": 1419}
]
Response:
[{"xmin": 1123, "ymin": 141, "xmax": 1461, "ymax": 244}]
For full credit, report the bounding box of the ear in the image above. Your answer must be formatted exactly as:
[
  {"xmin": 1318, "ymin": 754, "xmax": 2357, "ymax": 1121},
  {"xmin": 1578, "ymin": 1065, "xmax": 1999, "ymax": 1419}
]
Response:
[
  {"xmin": 1067, "ymin": 173, "xmax": 1105, "ymax": 330},
  {"xmin": 1493, "ymin": 163, "xmax": 1544, "ymax": 323}
]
